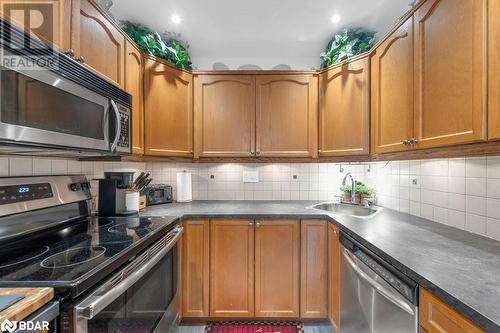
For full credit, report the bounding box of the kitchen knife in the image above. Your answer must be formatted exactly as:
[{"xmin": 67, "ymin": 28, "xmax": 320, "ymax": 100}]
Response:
[
  {"xmin": 138, "ymin": 178, "xmax": 153, "ymax": 193},
  {"xmin": 134, "ymin": 172, "xmax": 145, "ymax": 186}
]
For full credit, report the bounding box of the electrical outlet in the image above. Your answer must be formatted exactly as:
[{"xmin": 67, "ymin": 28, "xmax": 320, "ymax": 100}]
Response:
[
  {"xmin": 242, "ymin": 171, "xmax": 259, "ymax": 183},
  {"xmin": 412, "ymin": 178, "xmax": 418, "ymax": 185}
]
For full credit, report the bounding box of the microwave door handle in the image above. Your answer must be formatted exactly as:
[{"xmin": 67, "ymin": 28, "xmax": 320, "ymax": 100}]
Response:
[
  {"xmin": 75, "ymin": 226, "xmax": 184, "ymax": 320},
  {"xmin": 102, "ymin": 102, "xmax": 110, "ymax": 146},
  {"xmin": 342, "ymin": 248, "xmax": 415, "ymax": 316},
  {"xmin": 110, "ymin": 99, "xmax": 121, "ymax": 152}
]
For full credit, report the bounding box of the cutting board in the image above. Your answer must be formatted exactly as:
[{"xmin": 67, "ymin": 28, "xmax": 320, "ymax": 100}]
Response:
[{"xmin": 0, "ymin": 288, "xmax": 53, "ymax": 323}]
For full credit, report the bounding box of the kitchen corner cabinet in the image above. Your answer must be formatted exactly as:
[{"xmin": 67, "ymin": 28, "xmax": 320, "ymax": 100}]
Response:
[
  {"xmin": 254, "ymin": 220, "xmax": 300, "ymax": 318},
  {"xmin": 194, "ymin": 75, "xmax": 256, "ymax": 157},
  {"xmin": 144, "ymin": 58, "xmax": 193, "ymax": 157},
  {"xmin": 371, "ymin": 17, "xmax": 414, "ymax": 154},
  {"xmin": 300, "ymin": 220, "xmax": 327, "ymax": 318},
  {"xmin": 420, "ymin": 289, "xmax": 484, "ymax": 333},
  {"xmin": 327, "ymin": 223, "xmax": 340, "ymax": 332},
  {"xmin": 182, "ymin": 220, "xmax": 210, "ymax": 318},
  {"xmin": 71, "ymin": 0, "xmax": 125, "ymax": 87},
  {"xmin": 319, "ymin": 56, "xmax": 370, "ymax": 156},
  {"xmin": 256, "ymin": 75, "xmax": 318, "ymax": 157},
  {"xmin": 489, "ymin": 0, "xmax": 500, "ymax": 140},
  {"xmin": 210, "ymin": 220, "xmax": 255, "ymax": 317},
  {"xmin": 124, "ymin": 40, "xmax": 144, "ymax": 155},
  {"xmin": 413, "ymin": 0, "xmax": 487, "ymax": 149}
]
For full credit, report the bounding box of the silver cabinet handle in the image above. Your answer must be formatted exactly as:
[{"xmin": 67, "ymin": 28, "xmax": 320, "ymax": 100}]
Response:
[
  {"xmin": 342, "ymin": 248, "xmax": 415, "ymax": 316},
  {"xmin": 403, "ymin": 139, "xmax": 410, "ymax": 146},
  {"xmin": 75, "ymin": 226, "xmax": 184, "ymax": 319},
  {"xmin": 76, "ymin": 55, "xmax": 85, "ymax": 64},
  {"xmin": 64, "ymin": 48, "xmax": 75, "ymax": 58},
  {"xmin": 256, "ymin": 221, "xmax": 261, "ymax": 228},
  {"xmin": 408, "ymin": 138, "xmax": 418, "ymax": 145},
  {"xmin": 110, "ymin": 100, "xmax": 121, "ymax": 152}
]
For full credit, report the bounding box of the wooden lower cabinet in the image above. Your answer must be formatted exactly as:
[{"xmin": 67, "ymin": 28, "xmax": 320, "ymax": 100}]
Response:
[
  {"xmin": 420, "ymin": 289, "xmax": 484, "ymax": 333},
  {"xmin": 254, "ymin": 220, "xmax": 300, "ymax": 318},
  {"xmin": 210, "ymin": 220, "xmax": 255, "ymax": 317},
  {"xmin": 327, "ymin": 223, "xmax": 340, "ymax": 332},
  {"xmin": 300, "ymin": 220, "xmax": 328, "ymax": 318},
  {"xmin": 182, "ymin": 220, "xmax": 210, "ymax": 318}
]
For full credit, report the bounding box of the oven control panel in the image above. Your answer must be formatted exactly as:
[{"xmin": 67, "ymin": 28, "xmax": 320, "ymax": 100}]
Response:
[{"xmin": 0, "ymin": 183, "xmax": 53, "ymax": 205}]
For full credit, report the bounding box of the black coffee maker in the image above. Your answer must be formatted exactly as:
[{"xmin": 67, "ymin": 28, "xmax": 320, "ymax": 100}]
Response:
[{"xmin": 98, "ymin": 172, "xmax": 137, "ymax": 217}]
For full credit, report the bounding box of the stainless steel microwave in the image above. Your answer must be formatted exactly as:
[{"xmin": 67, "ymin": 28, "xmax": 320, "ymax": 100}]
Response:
[{"xmin": 0, "ymin": 19, "xmax": 132, "ymax": 156}]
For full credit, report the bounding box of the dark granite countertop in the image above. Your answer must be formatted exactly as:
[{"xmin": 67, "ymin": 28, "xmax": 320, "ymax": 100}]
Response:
[{"xmin": 142, "ymin": 201, "xmax": 500, "ymax": 332}]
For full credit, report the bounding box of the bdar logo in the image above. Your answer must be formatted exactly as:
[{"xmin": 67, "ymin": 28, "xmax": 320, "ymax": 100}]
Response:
[{"xmin": 0, "ymin": 319, "xmax": 17, "ymax": 333}]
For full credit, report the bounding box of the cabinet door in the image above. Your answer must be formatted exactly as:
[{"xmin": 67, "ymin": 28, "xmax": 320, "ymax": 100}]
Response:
[
  {"xmin": 254, "ymin": 220, "xmax": 300, "ymax": 318},
  {"xmin": 420, "ymin": 289, "xmax": 484, "ymax": 333},
  {"xmin": 300, "ymin": 220, "xmax": 327, "ymax": 318},
  {"xmin": 256, "ymin": 75, "xmax": 318, "ymax": 157},
  {"xmin": 144, "ymin": 58, "xmax": 193, "ymax": 157},
  {"xmin": 327, "ymin": 223, "xmax": 340, "ymax": 332},
  {"xmin": 0, "ymin": 0, "xmax": 71, "ymax": 52},
  {"xmin": 413, "ymin": 0, "xmax": 487, "ymax": 148},
  {"xmin": 319, "ymin": 57, "xmax": 370, "ymax": 156},
  {"xmin": 71, "ymin": 0, "xmax": 125, "ymax": 87},
  {"xmin": 371, "ymin": 17, "xmax": 414, "ymax": 154},
  {"xmin": 210, "ymin": 220, "xmax": 254, "ymax": 317},
  {"xmin": 124, "ymin": 40, "xmax": 144, "ymax": 155},
  {"xmin": 489, "ymin": 0, "xmax": 500, "ymax": 140},
  {"xmin": 182, "ymin": 220, "xmax": 210, "ymax": 318},
  {"xmin": 194, "ymin": 75, "xmax": 255, "ymax": 157}
]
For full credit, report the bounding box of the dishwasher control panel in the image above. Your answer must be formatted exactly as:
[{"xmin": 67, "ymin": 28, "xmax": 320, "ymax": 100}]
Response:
[{"xmin": 354, "ymin": 249, "xmax": 414, "ymax": 302}]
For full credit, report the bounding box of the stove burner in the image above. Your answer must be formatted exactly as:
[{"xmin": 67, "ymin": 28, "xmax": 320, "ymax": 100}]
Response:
[
  {"xmin": 0, "ymin": 246, "xmax": 50, "ymax": 269},
  {"xmin": 107, "ymin": 220, "xmax": 143, "ymax": 233},
  {"xmin": 40, "ymin": 246, "xmax": 106, "ymax": 268}
]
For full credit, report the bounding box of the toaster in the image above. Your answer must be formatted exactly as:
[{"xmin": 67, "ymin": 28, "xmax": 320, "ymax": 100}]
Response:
[{"xmin": 144, "ymin": 184, "xmax": 173, "ymax": 205}]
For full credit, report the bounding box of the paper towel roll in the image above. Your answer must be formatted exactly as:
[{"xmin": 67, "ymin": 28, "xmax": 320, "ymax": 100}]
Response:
[{"xmin": 176, "ymin": 171, "xmax": 192, "ymax": 202}]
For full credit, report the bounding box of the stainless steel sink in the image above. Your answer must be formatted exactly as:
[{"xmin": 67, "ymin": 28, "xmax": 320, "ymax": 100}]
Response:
[{"xmin": 311, "ymin": 202, "xmax": 382, "ymax": 219}]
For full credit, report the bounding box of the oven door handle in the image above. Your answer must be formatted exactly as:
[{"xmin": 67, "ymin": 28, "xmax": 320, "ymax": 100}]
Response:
[
  {"xmin": 75, "ymin": 226, "xmax": 184, "ymax": 320},
  {"xmin": 109, "ymin": 99, "xmax": 121, "ymax": 152},
  {"xmin": 342, "ymin": 248, "xmax": 415, "ymax": 316}
]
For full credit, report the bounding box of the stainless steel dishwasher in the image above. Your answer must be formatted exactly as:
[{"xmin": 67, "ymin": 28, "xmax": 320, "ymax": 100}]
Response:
[{"xmin": 340, "ymin": 232, "xmax": 419, "ymax": 333}]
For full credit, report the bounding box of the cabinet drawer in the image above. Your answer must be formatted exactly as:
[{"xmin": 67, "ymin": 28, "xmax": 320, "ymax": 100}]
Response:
[{"xmin": 420, "ymin": 289, "xmax": 484, "ymax": 333}]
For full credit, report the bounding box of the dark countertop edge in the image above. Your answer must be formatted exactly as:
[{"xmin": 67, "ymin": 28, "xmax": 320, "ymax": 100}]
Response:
[{"xmin": 165, "ymin": 212, "xmax": 498, "ymax": 332}]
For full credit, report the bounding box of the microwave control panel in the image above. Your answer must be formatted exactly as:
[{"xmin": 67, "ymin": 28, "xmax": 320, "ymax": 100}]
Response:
[{"xmin": 117, "ymin": 111, "xmax": 130, "ymax": 148}]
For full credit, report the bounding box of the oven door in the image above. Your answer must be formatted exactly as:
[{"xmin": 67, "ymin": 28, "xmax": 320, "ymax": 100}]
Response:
[
  {"xmin": 0, "ymin": 61, "xmax": 112, "ymax": 152},
  {"xmin": 73, "ymin": 226, "xmax": 183, "ymax": 333}
]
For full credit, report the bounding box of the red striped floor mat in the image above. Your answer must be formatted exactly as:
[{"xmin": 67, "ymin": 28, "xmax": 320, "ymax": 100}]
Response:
[{"xmin": 205, "ymin": 321, "xmax": 303, "ymax": 333}]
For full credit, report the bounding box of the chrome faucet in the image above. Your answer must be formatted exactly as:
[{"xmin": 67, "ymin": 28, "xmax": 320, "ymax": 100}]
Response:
[{"xmin": 342, "ymin": 173, "xmax": 356, "ymax": 203}]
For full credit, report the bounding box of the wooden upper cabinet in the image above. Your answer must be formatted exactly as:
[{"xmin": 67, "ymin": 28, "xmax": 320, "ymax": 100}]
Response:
[
  {"xmin": 210, "ymin": 220, "xmax": 254, "ymax": 317},
  {"xmin": 256, "ymin": 75, "xmax": 318, "ymax": 157},
  {"xmin": 0, "ymin": 0, "xmax": 71, "ymax": 52},
  {"xmin": 300, "ymin": 220, "xmax": 328, "ymax": 319},
  {"xmin": 194, "ymin": 75, "xmax": 255, "ymax": 157},
  {"xmin": 71, "ymin": 0, "xmax": 125, "ymax": 87},
  {"xmin": 371, "ymin": 17, "xmax": 414, "ymax": 154},
  {"xmin": 144, "ymin": 58, "xmax": 193, "ymax": 157},
  {"xmin": 420, "ymin": 289, "xmax": 484, "ymax": 333},
  {"xmin": 254, "ymin": 220, "xmax": 300, "ymax": 318},
  {"xmin": 327, "ymin": 223, "xmax": 340, "ymax": 333},
  {"xmin": 182, "ymin": 220, "xmax": 210, "ymax": 318},
  {"xmin": 319, "ymin": 56, "xmax": 370, "ymax": 156},
  {"xmin": 124, "ymin": 40, "xmax": 144, "ymax": 155},
  {"xmin": 413, "ymin": 0, "xmax": 487, "ymax": 148},
  {"xmin": 489, "ymin": 0, "xmax": 500, "ymax": 140}
]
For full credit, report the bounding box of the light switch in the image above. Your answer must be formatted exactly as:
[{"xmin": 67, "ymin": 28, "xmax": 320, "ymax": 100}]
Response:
[{"xmin": 242, "ymin": 171, "xmax": 259, "ymax": 183}]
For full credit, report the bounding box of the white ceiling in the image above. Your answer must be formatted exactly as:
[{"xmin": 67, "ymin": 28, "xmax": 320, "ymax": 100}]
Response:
[{"xmin": 110, "ymin": 0, "xmax": 413, "ymax": 70}]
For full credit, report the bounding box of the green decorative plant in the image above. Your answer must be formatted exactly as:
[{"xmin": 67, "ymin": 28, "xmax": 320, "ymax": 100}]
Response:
[
  {"xmin": 121, "ymin": 21, "xmax": 192, "ymax": 70},
  {"xmin": 321, "ymin": 28, "xmax": 376, "ymax": 68},
  {"xmin": 340, "ymin": 182, "xmax": 376, "ymax": 196}
]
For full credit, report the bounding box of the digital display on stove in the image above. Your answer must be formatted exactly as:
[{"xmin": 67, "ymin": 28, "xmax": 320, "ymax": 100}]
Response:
[{"xmin": 0, "ymin": 183, "xmax": 53, "ymax": 205}]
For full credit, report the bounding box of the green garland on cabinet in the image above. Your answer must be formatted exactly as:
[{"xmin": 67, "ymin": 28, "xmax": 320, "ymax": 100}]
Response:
[
  {"xmin": 121, "ymin": 21, "xmax": 192, "ymax": 70},
  {"xmin": 321, "ymin": 28, "xmax": 376, "ymax": 68}
]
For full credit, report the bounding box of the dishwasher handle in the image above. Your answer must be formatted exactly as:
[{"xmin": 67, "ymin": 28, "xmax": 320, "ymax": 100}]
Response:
[{"xmin": 342, "ymin": 248, "xmax": 415, "ymax": 316}]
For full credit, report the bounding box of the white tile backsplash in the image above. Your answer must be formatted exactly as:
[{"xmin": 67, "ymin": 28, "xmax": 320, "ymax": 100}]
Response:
[{"xmin": 368, "ymin": 156, "xmax": 500, "ymax": 241}]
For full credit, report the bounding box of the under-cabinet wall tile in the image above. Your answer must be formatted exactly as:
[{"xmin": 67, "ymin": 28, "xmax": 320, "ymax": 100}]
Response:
[
  {"xmin": 9, "ymin": 157, "xmax": 33, "ymax": 176},
  {"xmin": 33, "ymin": 159, "xmax": 52, "ymax": 176}
]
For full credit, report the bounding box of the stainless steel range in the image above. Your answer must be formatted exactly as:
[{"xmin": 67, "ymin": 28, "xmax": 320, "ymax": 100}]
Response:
[{"xmin": 0, "ymin": 176, "xmax": 182, "ymax": 333}]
